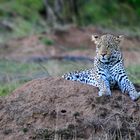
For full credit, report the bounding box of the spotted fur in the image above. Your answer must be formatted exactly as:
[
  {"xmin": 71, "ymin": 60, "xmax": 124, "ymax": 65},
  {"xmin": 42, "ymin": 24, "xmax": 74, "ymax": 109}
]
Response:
[{"xmin": 62, "ymin": 34, "xmax": 140, "ymax": 101}]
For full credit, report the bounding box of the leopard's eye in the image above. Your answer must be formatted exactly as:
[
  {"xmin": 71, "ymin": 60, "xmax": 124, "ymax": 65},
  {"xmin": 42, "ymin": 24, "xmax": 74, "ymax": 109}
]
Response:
[
  {"xmin": 107, "ymin": 45, "xmax": 110, "ymax": 48},
  {"xmin": 97, "ymin": 44, "xmax": 101, "ymax": 48}
]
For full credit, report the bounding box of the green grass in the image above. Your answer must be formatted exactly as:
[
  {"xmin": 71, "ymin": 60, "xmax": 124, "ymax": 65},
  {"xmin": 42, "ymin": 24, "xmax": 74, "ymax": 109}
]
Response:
[
  {"xmin": 0, "ymin": 60, "xmax": 49, "ymax": 96},
  {"xmin": 127, "ymin": 65, "xmax": 140, "ymax": 84},
  {"xmin": 0, "ymin": 82, "xmax": 22, "ymax": 96},
  {"xmin": 0, "ymin": 17, "xmax": 47, "ymax": 44},
  {"xmin": 40, "ymin": 37, "xmax": 55, "ymax": 46},
  {"xmin": 0, "ymin": 60, "xmax": 43, "ymax": 75}
]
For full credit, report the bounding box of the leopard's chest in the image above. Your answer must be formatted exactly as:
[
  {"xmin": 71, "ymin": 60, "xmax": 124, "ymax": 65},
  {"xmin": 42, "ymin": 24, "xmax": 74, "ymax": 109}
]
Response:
[
  {"xmin": 96, "ymin": 63, "xmax": 117, "ymax": 88},
  {"xmin": 101, "ymin": 68, "xmax": 116, "ymax": 87}
]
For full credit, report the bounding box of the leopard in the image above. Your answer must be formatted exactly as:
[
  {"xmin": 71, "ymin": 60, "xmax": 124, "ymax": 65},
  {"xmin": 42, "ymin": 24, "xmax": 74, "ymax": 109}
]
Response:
[{"xmin": 62, "ymin": 34, "xmax": 140, "ymax": 101}]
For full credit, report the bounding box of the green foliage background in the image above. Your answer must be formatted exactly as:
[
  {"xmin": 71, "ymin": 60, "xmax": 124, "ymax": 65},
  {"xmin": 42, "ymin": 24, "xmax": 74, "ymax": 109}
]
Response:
[
  {"xmin": 79, "ymin": 0, "xmax": 140, "ymax": 26},
  {"xmin": 0, "ymin": 0, "xmax": 140, "ymax": 36}
]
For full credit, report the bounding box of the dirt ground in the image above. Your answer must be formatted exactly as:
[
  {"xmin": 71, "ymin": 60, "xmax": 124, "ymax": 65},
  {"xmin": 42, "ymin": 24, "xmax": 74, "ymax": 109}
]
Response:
[
  {"xmin": 0, "ymin": 77, "xmax": 140, "ymax": 140},
  {"xmin": 0, "ymin": 26, "xmax": 140, "ymax": 66}
]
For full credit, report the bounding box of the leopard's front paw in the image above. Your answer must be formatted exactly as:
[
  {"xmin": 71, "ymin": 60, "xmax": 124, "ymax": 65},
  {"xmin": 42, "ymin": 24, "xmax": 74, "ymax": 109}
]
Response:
[
  {"xmin": 129, "ymin": 92, "xmax": 140, "ymax": 101},
  {"xmin": 98, "ymin": 89, "xmax": 111, "ymax": 97}
]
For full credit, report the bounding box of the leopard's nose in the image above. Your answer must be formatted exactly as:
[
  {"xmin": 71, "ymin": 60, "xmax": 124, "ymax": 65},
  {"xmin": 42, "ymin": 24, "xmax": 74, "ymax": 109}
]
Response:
[{"xmin": 101, "ymin": 51, "xmax": 107, "ymax": 57}]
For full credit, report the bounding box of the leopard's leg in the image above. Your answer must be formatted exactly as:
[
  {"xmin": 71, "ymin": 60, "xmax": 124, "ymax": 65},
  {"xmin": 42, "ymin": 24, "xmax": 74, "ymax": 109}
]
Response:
[
  {"xmin": 62, "ymin": 69, "xmax": 98, "ymax": 87},
  {"xmin": 118, "ymin": 77, "xmax": 140, "ymax": 101},
  {"xmin": 111, "ymin": 63, "xmax": 140, "ymax": 101},
  {"xmin": 98, "ymin": 76, "xmax": 112, "ymax": 96}
]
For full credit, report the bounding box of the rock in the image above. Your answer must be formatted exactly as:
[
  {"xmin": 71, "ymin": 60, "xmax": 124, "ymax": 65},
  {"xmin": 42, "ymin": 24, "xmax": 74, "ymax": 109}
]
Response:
[{"xmin": 0, "ymin": 77, "xmax": 140, "ymax": 140}]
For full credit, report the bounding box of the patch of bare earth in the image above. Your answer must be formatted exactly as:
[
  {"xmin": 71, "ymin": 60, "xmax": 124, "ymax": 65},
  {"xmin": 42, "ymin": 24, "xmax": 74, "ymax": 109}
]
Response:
[
  {"xmin": 0, "ymin": 77, "xmax": 140, "ymax": 140},
  {"xmin": 0, "ymin": 26, "xmax": 140, "ymax": 66}
]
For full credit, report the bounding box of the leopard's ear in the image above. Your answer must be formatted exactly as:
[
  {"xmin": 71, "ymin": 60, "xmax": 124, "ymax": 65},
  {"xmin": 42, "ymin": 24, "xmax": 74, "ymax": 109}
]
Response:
[
  {"xmin": 116, "ymin": 35, "xmax": 124, "ymax": 43},
  {"xmin": 91, "ymin": 35, "xmax": 100, "ymax": 44}
]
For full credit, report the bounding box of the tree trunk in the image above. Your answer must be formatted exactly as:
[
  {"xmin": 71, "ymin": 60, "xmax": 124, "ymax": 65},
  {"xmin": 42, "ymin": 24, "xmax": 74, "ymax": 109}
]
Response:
[{"xmin": 44, "ymin": 0, "xmax": 81, "ymax": 27}]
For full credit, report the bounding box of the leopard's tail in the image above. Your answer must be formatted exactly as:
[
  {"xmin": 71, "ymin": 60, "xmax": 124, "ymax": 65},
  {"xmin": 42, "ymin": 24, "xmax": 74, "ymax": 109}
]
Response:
[{"xmin": 62, "ymin": 69, "xmax": 97, "ymax": 86}]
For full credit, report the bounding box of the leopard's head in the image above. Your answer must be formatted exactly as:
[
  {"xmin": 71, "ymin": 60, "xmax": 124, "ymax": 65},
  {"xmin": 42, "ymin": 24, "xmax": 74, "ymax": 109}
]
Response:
[{"xmin": 91, "ymin": 34, "xmax": 123, "ymax": 63}]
